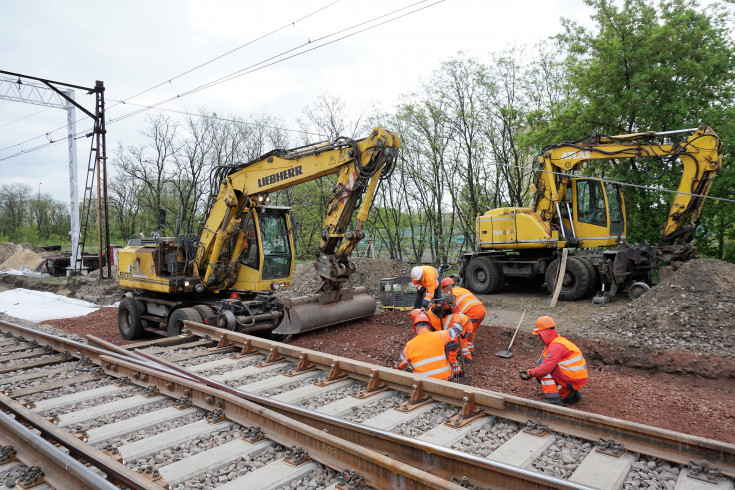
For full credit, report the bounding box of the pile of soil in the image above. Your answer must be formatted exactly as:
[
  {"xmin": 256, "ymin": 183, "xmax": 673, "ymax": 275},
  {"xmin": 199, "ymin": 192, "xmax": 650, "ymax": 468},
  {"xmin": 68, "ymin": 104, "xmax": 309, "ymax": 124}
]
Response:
[
  {"xmin": 599, "ymin": 259, "xmax": 735, "ymax": 355},
  {"xmin": 0, "ymin": 243, "xmax": 23, "ymax": 264},
  {"xmin": 284, "ymin": 258, "xmax": 411, "ymax": 299},
  {"xmin": 0, "ymin": 249, "xmax": 45, "ymax": 271}
]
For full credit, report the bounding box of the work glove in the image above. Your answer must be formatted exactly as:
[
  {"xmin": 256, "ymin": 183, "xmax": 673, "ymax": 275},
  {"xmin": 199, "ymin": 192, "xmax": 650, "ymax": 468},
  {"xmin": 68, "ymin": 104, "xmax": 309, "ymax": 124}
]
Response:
[
  {"xmin": 393, "ymin": 362, "xmax": 400, "ymax": 370},
  {"xmin": 519, "ymin": 370, "xmax": 531, "ymax": 381}
]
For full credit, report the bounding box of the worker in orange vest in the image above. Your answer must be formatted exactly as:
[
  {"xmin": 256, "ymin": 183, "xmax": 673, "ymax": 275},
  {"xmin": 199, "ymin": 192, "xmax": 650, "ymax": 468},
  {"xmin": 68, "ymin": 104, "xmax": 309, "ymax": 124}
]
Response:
[
  {"xmin": 411, "ymin": 265, "xmax": 440, "ymax": 309},
  {"xmin": 426, "ymin": 303, "xmax": 471, "ymax": 375},
  {"xmin": 394, "ymin": 309, "xmax": 462, "ymax": 381},
  {"xmin": 520, "ymin": 316, "xmax": 588, "ymax": 406},
  {"xmin": 440, "ymin": 278, "xmax": 486, "ymax": 359}
]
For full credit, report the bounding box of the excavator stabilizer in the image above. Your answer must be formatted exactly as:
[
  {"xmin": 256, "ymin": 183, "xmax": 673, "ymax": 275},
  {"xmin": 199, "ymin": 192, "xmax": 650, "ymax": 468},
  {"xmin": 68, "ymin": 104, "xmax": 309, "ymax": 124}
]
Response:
[{"xmin": 273, "ymin": 286, "xmax": 376, "ymax": 335}]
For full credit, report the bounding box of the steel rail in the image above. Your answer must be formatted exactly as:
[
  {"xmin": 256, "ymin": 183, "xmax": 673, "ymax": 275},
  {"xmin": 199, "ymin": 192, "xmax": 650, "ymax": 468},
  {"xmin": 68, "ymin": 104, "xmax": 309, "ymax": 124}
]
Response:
[
  {"xmin": 96, "ymin": 354, "xmax": 464, "ymax": 490},
  {"xmin": 0, "ymin": 394, "xmax": 161, "ymax": 489},
  {"xmin": 0, "ymin": 406, "xmax": 118, "ymax": 489},
  {"xmin": 174, "ymin": 321, "xmax": 735, "ymax": 477},
  {"xmin": 0, "ymin": 321, "xmax": 198, "ymax": 382},
  {"xmin": 128, "ymin": 347, "xmax": 590, "ymax": 490}
]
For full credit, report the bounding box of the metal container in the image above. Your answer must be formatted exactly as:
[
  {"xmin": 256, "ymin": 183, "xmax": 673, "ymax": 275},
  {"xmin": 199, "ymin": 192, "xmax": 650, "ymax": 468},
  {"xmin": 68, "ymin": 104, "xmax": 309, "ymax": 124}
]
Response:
[{"xmin": 380, "ymin": 276, "xmax": 417, "ymax": 311}]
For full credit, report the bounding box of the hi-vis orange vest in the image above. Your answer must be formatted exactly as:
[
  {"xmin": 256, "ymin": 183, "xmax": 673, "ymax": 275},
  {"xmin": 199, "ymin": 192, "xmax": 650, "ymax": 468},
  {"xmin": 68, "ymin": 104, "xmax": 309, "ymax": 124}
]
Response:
[
  {"xmin": 401, "ymin": 330, "xmax": 453, "ymax": 380},
  {"xmin": 413, "ymin": 266, "xmax": 439, "ymax": 303},
  {"xmin": 448, "ymin": 287, "xmax": 484, "ymax": 317},
  {"xmin": 428, "ymin": 311, "xmax": 471, "ymax": 336},
  {"xmin": 543, "ymin": 337, "xmax": 588, "ymax": 381}
]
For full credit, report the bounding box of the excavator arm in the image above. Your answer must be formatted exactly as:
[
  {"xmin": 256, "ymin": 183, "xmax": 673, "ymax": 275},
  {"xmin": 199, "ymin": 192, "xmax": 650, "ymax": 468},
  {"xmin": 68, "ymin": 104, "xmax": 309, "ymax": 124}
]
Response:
[
  {"xmin": 533, "ymin": 125, "xmax": 721, "ymax": 246},
  {"xmin": 194, "ymin": 127, "xmax": 401, "ymax": 293}
]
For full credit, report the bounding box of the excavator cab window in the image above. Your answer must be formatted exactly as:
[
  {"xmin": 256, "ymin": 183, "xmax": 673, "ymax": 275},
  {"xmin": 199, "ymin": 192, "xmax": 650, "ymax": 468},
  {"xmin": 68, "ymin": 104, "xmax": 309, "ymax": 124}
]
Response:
[
  {"xmin": 576, "ymin": 179, "xmax": 607, "ymax": 227},
  {"xmin": 241, "ymin": 211, "xmax": 259, "ymax": 269},
  {"xmin": 259, "ymin": 211, "xmax": 292, "ymax": 280},
  {"xmin": 605, "ymin": 182, "xmax": 624, "ymax": 235}
]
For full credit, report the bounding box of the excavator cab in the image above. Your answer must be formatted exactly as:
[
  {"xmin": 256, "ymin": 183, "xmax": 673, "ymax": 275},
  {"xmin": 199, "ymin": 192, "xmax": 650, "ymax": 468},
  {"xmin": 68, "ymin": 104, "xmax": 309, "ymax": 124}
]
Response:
[
  {"xmin": 232, "ymin": 206, "xmax": 294, "ymax": 291},
  {"xmin": 559, "ymin": 178, "xmax": 626, "ymax": 248}
]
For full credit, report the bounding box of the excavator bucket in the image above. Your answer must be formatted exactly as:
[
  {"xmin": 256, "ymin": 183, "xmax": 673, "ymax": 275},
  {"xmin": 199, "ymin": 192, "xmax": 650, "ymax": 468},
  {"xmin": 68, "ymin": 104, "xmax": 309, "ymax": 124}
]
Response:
[{"xmin": 273, "ymin": 286, "xmax": 377, "ymax": 335}]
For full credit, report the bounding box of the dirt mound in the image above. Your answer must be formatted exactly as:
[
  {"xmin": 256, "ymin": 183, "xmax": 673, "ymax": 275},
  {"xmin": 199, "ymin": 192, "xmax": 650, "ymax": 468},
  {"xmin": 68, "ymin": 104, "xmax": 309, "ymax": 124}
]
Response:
[
  {"xmin": 0, "ymin": 249, "xmax": 45, "ymax": 271},
  {"xmin": 283, "ymin": 258, "xmax": 412, "ymax": 299},
  {"xmin": 600, "ymin": 259, "xmax": 735, "ymax": 355},
  {"xmin": 0, "ymin": 243, "xmax": 22, "ymax": 264}
]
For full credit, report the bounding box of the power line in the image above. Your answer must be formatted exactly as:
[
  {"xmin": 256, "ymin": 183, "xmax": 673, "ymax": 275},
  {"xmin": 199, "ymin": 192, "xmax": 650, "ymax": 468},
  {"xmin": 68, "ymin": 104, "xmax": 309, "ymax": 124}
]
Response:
[
  {"xmin": 0, "ymin": 0, "xmax": 345, "ymax": 156},
  {"xmin": 0, "ymin": 0, "xmax": 442, "ymax": 162},
  {"xmin": 105, "ymin": 100, "xmax": 322, "ymax": 138},
  {"xmin": 484, "ymin": 159, "xmax": 735, "ymax": 204},
  {"xmin": 107, "ymin": 0, "xmax": 444, "ymax": 126}
]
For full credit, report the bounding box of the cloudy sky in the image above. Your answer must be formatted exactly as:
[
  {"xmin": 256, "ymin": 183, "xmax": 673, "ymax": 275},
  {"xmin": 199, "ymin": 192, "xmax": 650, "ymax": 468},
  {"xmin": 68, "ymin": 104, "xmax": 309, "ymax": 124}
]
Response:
[{"xmin": 0, "ymin": 0, "xmax": 596, "ymax": 203}]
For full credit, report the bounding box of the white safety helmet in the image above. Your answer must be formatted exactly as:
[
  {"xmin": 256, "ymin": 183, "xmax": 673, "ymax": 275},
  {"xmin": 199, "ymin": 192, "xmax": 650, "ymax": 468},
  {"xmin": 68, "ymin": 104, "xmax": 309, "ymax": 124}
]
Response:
[{"xmin": 411, "ymin": 266, "xmax": 423, "ymax": 281}]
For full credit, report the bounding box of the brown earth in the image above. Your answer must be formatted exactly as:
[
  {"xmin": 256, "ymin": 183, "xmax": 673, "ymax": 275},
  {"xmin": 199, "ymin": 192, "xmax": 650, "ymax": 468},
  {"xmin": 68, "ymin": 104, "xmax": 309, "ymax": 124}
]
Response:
[{"xmin": 2, "ymin": 244, "xmax": 733, "ymax": 443}]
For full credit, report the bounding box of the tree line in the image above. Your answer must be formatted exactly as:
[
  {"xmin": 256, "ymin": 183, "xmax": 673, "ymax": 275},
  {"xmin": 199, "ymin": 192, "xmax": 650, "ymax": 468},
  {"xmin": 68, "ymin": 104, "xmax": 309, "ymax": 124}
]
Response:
[{"xmin": 4, "ymin": 0, "xmax": 735, "ymax": 263}]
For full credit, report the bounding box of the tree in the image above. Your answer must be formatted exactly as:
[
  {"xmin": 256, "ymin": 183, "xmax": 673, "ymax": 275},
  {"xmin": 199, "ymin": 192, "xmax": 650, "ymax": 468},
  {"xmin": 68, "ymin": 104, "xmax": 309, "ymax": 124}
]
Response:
[{"xmin": 550, "ymin": 0, "xmax": 735, "ymax": 246}]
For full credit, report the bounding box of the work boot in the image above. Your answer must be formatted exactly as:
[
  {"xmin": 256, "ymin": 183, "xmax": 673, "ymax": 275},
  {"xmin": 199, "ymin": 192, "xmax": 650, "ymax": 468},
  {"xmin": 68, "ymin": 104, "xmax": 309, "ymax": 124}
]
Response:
[
  {"xmin": 563, "ymin": 390, "xmax": 583, "ymax": 405},
  {"xmin": 542, "ymin": 397, "xmax": 564, "ymax": 407}
]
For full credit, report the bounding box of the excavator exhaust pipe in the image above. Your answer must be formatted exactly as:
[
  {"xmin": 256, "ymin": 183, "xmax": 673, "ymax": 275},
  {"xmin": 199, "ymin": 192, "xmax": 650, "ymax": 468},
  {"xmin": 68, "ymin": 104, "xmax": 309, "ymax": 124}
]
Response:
[{"xmin": 273, "ymin": 286, "xmax": 377, "ymax": 335}]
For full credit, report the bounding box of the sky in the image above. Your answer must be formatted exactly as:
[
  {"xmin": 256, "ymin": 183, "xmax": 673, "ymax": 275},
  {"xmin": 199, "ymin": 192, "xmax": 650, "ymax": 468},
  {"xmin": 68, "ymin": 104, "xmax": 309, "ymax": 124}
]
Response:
[{"xmin": 0, "ymin": 0, "xmax": 597, "ymax": 204}]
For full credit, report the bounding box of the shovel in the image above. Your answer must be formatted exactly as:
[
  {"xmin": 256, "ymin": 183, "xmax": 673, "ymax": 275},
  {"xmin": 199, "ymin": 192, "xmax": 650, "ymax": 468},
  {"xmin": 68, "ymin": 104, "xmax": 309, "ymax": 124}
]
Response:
[{"xmin": 495, "ymin": 309, "xmax": 527, "ymax": 358}]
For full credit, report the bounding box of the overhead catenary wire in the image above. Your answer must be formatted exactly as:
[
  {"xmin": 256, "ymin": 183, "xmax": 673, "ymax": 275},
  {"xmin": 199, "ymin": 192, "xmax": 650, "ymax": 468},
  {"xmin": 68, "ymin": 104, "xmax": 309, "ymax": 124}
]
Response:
[
  {"xmin": 0, "ymin": 1, "xmax": 345, "ymax": 154},
  {"xmin": 0, "ymin": 0, "xmax": 443, "ymax": 162}
]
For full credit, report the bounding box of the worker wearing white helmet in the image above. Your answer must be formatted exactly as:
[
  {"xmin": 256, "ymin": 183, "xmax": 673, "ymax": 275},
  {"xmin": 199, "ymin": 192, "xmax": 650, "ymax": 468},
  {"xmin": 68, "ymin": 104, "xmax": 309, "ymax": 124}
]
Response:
[{"xmin": 411, "ymin": 265, "xmax": 440, "ymax": 309}]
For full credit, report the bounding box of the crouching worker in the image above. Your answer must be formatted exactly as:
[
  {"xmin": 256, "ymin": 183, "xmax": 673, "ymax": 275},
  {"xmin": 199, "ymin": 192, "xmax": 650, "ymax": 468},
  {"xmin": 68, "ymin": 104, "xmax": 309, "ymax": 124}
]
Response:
[
  {"xmin": 394, "ymin": 309, "xmax": 462, "ymax": 381},
  {"xmin": 519, "ymin": 316, "xmax": 588, "ymax": 406},
  {"xmin": 440, "ymin": 277, "xmax": 486, "ymax": 359},
  {"xmin": 427, "ymin": 303, "xmax": 472, "ymax": 376}
]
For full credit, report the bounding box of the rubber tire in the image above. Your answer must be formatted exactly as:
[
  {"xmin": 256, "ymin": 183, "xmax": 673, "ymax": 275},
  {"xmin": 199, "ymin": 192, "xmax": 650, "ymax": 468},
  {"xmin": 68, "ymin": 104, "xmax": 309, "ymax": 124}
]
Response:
[
  {"xmin": 628, "ymin": 282, "xmax": 651, "ymax": 300},
  {"xmin": 578, "ymin": 258, "xmax": 599, "ymax": 297},
  {"xmin": 192, "ymin": 305, "xmax": 215, "ymax": 324},
  {"xmin": 167, "ymin": 307, "xmax": 202, "ymax": 337},
  {"xmin": 545, "ymin": 256, "xmax": 590, "ymax": 301},
  {"xmin": 118, "ymin": 297, "xmax": 145, "ymax": 340},
  {"xmin": 465, "ymin": 256, "xmax": 503, "ymax": 294}
]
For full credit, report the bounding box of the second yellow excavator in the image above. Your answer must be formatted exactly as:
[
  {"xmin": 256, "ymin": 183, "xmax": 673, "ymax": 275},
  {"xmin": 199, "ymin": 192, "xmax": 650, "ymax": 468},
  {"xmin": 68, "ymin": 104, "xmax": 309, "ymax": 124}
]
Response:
[
  {"xmin": 116, "ymin": 127, "xmax": 401, "ymax": 339},
  {"xmin": 458, "ymin": 125, "xmax": 721, "ymax": 303}
]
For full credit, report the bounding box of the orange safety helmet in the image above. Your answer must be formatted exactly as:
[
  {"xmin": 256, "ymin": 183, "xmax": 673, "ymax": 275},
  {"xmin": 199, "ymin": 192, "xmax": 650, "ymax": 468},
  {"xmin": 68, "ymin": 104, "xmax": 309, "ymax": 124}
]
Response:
[
  {"xmin": 533, "ymin": 315, "xmax": 556, "ymax": 335},
  {"xmin": 440, "ymin": 277, "xmax": 455, "ymax": 290},
  {"xmin": 410, "ymin": 308, "xmax": 431, "ymax": 332}
]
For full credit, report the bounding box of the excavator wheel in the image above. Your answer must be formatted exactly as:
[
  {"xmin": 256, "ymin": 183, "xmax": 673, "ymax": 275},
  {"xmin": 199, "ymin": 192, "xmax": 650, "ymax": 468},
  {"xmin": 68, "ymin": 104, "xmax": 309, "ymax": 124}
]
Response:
[
  {"xmin": 118, "ymin": 297, "xmax": 145, "ymax": 340},
  {"xmin": 192, "ymin": 305, "xmax": 216, "ymax": 325},
  {"xmin": 465, "ymin": 257, "xmax": 504, "ymax": 294},
  {"xmin": 545, "ymin": 257, "xmax": 590, "ymax": 301},
  {"xmin": 167, "ymin": 307, "xmax": 202, "ymax": 336},
  {"xmin": 628, "ymin": 281, "xmax": 651, "ymax": 300},
  {"xmin": 577, "ymin": 258, "xmax": 599, "ymax": 297}
]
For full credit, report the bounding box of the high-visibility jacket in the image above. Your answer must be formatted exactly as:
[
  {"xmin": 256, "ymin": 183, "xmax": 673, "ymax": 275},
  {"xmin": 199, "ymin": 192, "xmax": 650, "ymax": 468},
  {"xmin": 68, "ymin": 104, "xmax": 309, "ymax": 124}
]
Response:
[
  {"xmin": 529, "ymin": 335, "xmax": 588, "ymax": 387},
  {"xmin": 427, "ymin": 311, "xmax": 471, "ymax": 360},
  {"xmin": 447, "ymin": 287, "xmax": 485, "ymax": 320},
  {"xmin": 397, "ymin": 329, "xmax": 455, "ymax": 380},
  {"xmin": 412, "ymin": 266, "xmax": 439, "ymax": 305}
]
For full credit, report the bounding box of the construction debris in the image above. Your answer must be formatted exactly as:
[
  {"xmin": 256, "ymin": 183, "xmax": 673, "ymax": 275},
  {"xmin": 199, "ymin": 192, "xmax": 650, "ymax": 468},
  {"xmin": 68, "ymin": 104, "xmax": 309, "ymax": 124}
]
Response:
[{"xmin": 600, "ymin": 259, "xmax": 735, "ymax": 355}]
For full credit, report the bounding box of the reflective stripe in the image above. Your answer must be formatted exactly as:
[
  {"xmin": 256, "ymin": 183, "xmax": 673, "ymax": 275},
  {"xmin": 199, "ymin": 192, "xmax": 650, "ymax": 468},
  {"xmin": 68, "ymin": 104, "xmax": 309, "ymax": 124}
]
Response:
[
  {"xmin": 418, "ymin": 365, "xmax": 451, "ymax": 377},
  {"xmin": 459, "ymin": 299, "xmax": 481, "ymax": 314},
  {"xmin": 399, "ymin": 353, "xmax": 406, "ymax": 363},
  {"xmin": 563, "ymin": 364, "xmax": 587, "ymax": 372},
  {"xmin": 559, "ymin": 354, "xmax": 584, "ymax": 366},
  {"xmin": 541, "ymin": 379, "xmax": 556, "ymax": 386},
  {"xmin": 412, "ymin": 354, "xmax": 448, "ymax": 368}
]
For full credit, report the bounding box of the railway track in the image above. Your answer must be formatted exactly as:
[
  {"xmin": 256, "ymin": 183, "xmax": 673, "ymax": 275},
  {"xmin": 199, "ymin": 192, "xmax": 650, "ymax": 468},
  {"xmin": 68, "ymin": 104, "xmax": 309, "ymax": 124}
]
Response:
[{"xmin": 0, "ymin": 318, "xmax": 733, "ymax": 490}]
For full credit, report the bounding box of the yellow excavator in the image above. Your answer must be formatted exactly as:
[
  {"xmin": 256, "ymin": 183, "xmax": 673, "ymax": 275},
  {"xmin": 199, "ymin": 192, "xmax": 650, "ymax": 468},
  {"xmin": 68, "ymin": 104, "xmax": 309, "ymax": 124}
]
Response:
[
  {"xmin": 458, "ymin": 125, "xmax": 721, "ymax": 303},
  {"xmin": 116, "ymin": 127, "xmax": 401, "ymax": 339}
]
